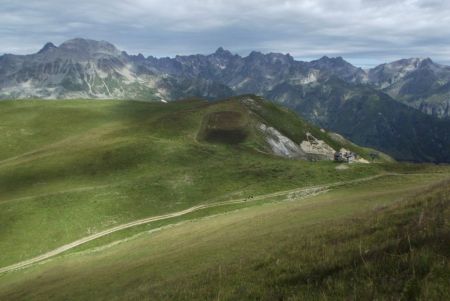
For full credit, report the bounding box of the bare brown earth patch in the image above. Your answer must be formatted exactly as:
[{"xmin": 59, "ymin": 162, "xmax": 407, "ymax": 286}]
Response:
[{"xmin": 199, "ymin": 111, "xmax": 248, "ymax": 144}]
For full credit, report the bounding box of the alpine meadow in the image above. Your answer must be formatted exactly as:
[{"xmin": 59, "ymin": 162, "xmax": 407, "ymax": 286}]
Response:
[{"xmin": 1, "ymin": 1, "xmax": 450, "ymax": 300}]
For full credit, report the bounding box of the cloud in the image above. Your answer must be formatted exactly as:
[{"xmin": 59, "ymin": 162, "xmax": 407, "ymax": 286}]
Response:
[{"xmin": 0, "ymin": 0, "xmax": 449, "ymax": 66}]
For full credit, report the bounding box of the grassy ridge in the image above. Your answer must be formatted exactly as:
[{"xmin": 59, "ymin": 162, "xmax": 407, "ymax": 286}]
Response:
[
  {"xmin": 0, "ymin": 173, "xmax": 448, "ymax": 300},
  {"xmin": 0, "ymin": 97, "xmax": 388, "ymax": 267}
]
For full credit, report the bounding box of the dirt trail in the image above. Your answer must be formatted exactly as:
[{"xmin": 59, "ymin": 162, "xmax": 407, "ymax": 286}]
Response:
[{"xmin": 0, "ymin": 173, "xmax": 391, "ymax": 274}]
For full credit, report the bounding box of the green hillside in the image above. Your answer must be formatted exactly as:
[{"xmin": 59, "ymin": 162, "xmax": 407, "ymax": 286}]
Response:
[
  {"xmin": 0, "ymin": 95, "xmax": 390, "ymax": 268},
  {"xmin": 0, "ymin": 96, "xmax": 448, "ymax": 300},
  {"xmin": 0, "ymin": 172, "xmax": 449, "ymax": 300}
]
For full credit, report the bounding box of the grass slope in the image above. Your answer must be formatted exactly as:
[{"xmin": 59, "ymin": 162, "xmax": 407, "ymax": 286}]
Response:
[
  {"xmin": 0, "ymin": 96, "xmax": 392, "ymax": 268},
  {"xmin": 0, "ymin": 173, "xmax": 448, "ymax": 300}
]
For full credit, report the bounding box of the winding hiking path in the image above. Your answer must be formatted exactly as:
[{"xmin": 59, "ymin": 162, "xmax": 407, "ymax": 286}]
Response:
[{"xmin": 0, "ymin": 173, "xmax": 391, "ymax": 274}]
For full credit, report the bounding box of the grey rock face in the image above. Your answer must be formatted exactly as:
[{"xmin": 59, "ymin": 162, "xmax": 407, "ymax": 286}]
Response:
[
  {"xmin": 0, "ymin": 39, "xmax": 376, "ymax": 102},
  {"xmin": 0, "ymin": 38, "xmax": 159, "ymax": 99},
  {"xmin": 2, "ymin": 38, "xmax": 449, "ymax": 118},
  {"xmin": 367, "ymin": 58, "xmax": 450, "ymax": 118}
]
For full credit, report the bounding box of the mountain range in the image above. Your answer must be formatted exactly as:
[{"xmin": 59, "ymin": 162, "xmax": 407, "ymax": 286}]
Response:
[{"xmin": 1, "ymin": 38, "xmax": 450, "ymax": 162}]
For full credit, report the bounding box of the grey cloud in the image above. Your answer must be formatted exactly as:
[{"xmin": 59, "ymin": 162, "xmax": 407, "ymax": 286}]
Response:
[{"xmin": 0, "ymin": 0, "xmax": 449, "ymax": 66}]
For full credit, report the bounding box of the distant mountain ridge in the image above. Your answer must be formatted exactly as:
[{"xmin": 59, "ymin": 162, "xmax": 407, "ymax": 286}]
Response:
[
  {"xmin": 1, "ymin": 38, "xmax": 449, "ymax": 117},
  {"xmin": 1, "ymin": 38, "xmax": 450, "ymax": 163}
]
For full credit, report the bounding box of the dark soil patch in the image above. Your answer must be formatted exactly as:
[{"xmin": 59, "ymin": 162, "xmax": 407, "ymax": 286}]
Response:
[{"xmin": 200, "ymin": 111, "xmax": 249, "ymax": 144}]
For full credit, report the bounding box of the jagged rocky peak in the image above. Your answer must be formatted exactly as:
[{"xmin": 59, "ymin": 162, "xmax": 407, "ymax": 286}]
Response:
[
  {"xmin": 418, "ymin": 57, "xmax": 435, "ymax": 68},
  {"xmin": 383, "ymin": 57, "xmax": 432, "ymax": 69},
  {"xmin": 310, "ymin": 56, "xmax": 363, "ymax": 75},
  {"xmin": 58, "ymin": 38, "xmax": 120, "ymax": 56},
  {"xmin": 397, "ymin": 58, "xmax": 421, "ymax": 67},
  {"xmin": 369, "ymin": 57, "xmax": 435, "ymax": 82},
  {"xmin": 248, "ymin": 50, "xmax": 263, "ymax": 57},
  {"xmin": 37, "ymin": 42, "xmax": 57, "ymax": 54},
  {"xmin": 213, "ymin": 47, "xmax": 232, "ymax": 56},
  {"xmin": 209, "ymin": 47, "xmax": 236, "ymax": 62},
  {"xmin": 266, "ymin": 52, "xmax": 294, "ymax": 64},
  {"xmin": 309, "ymin": 55, "xmax": 366, "ymax": 82},
  {"xmin": 312, "ymin": 55, "xmax": 352, "ymax": 67}
]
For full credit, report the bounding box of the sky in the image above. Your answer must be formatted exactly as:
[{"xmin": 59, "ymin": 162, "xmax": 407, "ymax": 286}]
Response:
[{"xmin": 1, "ymin": 0, "xmax": 450, "ymax": 67}]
